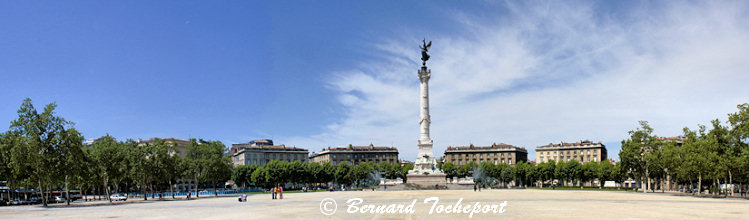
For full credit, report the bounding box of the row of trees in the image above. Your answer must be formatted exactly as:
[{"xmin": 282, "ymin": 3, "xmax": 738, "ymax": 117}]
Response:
[
  {"xmin": 619, "ymin": 103, "xmax": 749, "ymax": 195},
  {"xmin": 440, "ymin": 160, "xmax": 626, "ymax": 188},
  {"xmin": 231, "ymin": 158, "xmax": 625, "ymax": 191},
  {"xmin": 232, "ymin": 160, "xmax": 415, "ymax": 189},
  {"xmin": 0, "ymin": 99, "xmax": 232, "ymax": 206}
]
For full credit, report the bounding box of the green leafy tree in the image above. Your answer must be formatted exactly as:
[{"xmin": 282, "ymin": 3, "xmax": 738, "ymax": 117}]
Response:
[
  {"xmin": 595, "ymin": 161, "xmax": 613, "ymax": 188},
  {"xmin": 441, "ymin": 162, "xmax": 458, "ymax": 180},
  {"xmin": 526, "ymin": 164, "xmax": 541, "ymax": 187},
  {"xmin": 538, "ymin": 160, "xmax": 556, "ymax": 187},
  {"xmin": 660, "ymin": 141, "xmax": 682, "ymax": 191},
  {"xmin": 233, "ymin": 164, "xmax": 258, "ymax": 188},
  {"xmin": 334, "ymin": 162, "xmax": 351, "ymax": 186},
  {"xmin": 0, "ymin": 132, "xmax": 23, "ymax": 201},
  {"xmin": 610, "ymin": 164, "xmax": 626, "ymax": 189},
  {"xmin": 58, "ymin": 128, "xmax": 86, "ymax": 205},
  {"xmin": 320, "ymin": 162, "xmax": 335, "ymax": 186},
  {"xmin": 251, "ymin": 166, "xmax": 268, "ymax": 188},
  {"xmin": 399, "ymin": 163, "xmax": 414, "ymax": 183},
  {"xmin": 458, "ymin": 161, "xmax": 477, "ymax": 178},
  {"xmin": 9, "ymin": 99, "xmax": 76, "ymax": 206},
  {"xmin": 619, "ymin": 121, "xmax": 658, "ymax": 193},
  {"xmin": 514, "ymin": 161, "xmax": 531, "ymax": 187},
  {"xmin": 91, "ymin": 135, "xmax": 128, "ymax": 202},
  {"xmin": 581, "ymin": 162, "xmax": 597, "ymax": 187},
  {"xmin": 376, "ymin": 162, "xmax": 392, "ymax": 178},
  {"xmin": 201, "ymin": 141, "xmax": 232, "ymax": 196},
  {"xmin": 500, "ymin": 165, "xmax": 514, "ymax": 187},
  {"xmin": 264, "ymin": 160, "xmax": 287, "ymax": 189},
  {"xmin": 728, "ymin": 103, "xmax": 749, "ymax": 195},
  {"xmin": 129, "ymin": 139, "xmax": 155, "ymax": 200},
  {"xmin": 555, "ymin": 160, "xmax": 569, "ymax": 187},
  {"xmin": 681, "ymin": 126, "xmax": 710, "ymax": 194},
  {"xmin": 304, "ymin": 162, "xmax": 322, "ymax": 187}
]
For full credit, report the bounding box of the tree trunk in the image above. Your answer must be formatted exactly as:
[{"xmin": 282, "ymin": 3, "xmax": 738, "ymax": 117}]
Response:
[
  {"xmin": 213, "ymin": 180, "xmax": 218, "ymax": 197},
  {"xmin": 65, "ymin": 175, "xmax": 71, "ymax": 206},
  {"xmin": 104, "ymin": 177, "xmax": 112, "ymax": 203},
  {"xmin": 194, "ymin": 176, "xmax": 199, "ymax": 198},
  {"xmin": 728, "ymin": 170, "xmax": 733, "ymax": 196},
  {"xmin": 644, "ymin": 167, "xmax": 649, "ymax": 194},
  {"xmin": 38, "ymin": 175, "xmax": 47, "ymax": 207},
  {"xmin": 716, "ymin": 178, "xmax": 720, "ymax": 196},
  {"xmin": 142, "ymin": 175, "xmax": 147, "ymax": 201},
  {"xmin": 698, "ymin": 174, "xmax": 702, "ymax": 195},
  {"xmin": 170, "ymin": 179, "xmax": 175, "ymax": 199}
]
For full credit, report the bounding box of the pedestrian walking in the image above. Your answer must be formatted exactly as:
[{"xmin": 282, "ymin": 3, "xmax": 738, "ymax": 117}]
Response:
[
  {"xmin": 279, "ymin": 186, "xmax": 283, "ymax": 199},
  {"xmin": 272, "ymin": 186, "xmax": 277, "ymax": 199}
]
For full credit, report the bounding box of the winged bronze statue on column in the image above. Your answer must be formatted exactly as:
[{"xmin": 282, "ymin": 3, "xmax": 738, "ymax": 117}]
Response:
[{"xmin": 420, "ymin": 38, "xmax": 432, "ymax": 66}]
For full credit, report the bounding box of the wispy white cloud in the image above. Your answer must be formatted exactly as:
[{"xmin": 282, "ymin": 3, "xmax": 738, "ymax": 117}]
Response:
[{"xmin": 285, "ymin": 1, "xmax": 749, "ymax": 160}]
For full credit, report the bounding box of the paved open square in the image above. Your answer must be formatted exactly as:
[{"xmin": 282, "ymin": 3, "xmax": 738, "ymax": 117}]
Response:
[{"xmin": 1, "ymin": 190, "xmax": 747, "ymax": 219}]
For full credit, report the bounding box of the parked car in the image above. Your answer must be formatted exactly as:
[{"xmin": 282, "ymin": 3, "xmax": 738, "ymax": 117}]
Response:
[
  {"xmin": 26, "ymin": 198, "xmax": 40, "ymax": 205},
  {"xmin": 10, "ymin": 198, "xmax": 39, "ymax": 205},
  {"xmin": 54, "ymin": 196, "xmax": 66, "ymax": 203},
  {"xmin": 110, "ymin": 193, "xmax": 127, "ymax": 201}
]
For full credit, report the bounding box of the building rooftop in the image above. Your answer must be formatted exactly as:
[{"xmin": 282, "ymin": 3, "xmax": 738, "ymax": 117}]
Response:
[
  {"xmin": 248, "ymin": 139, "xmax": 273, "ymax": 146},
  {"xmin": 233, "ymin": 144, "xmax": 307, "ymax": 152},
  {"xmin": 231, "ymin": 139, "xmax": 307, "ymax": 155},
  {"xmin": 658, "ymin": 136, "xmax": 687, "ymax": 142},
  {"xmin": 445, "ymin": 143, "xmax": 527, "ymax": 153},
  {"xmin": 137, "ymin": 137, "xmax": 189, "ymax": 145},
  {"xmin": 536, "ymin": 140, "xmax": 605, "ymax": 149},
  {"xmin": 309, "ymin": 144, "xmax": 398, "ymax": 157}
]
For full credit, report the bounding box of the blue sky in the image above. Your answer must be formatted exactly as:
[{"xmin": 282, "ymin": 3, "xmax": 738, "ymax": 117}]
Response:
[{"xmin": 2, "ymin": 1, "xmax": 749, "ymax": 161}]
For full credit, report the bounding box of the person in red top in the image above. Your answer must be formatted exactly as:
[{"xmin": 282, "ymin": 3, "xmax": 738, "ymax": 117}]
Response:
[{"xmin": 279, "ymin": 186, "xmax": 283, "ymax": 199}]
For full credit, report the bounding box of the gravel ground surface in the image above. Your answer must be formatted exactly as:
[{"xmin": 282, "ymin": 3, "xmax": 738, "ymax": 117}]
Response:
[{"xmin": 1, "ymin": 189, "xmax": 748, "ymax": 219}]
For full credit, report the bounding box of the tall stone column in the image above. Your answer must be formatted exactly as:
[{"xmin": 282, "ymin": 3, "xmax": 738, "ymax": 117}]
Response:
[
  {"xmin": 418, "ymin": 66, "xmax": 433, "ymax": 158},
  {"xmin": 407, "ymin": 39, "xmax": 444, "ymax": 184}
]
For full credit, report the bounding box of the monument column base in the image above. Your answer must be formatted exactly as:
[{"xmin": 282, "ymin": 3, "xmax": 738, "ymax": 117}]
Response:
[{"xmin": 405, "ymin": 173, "xmax": 447, "ymax": 190}]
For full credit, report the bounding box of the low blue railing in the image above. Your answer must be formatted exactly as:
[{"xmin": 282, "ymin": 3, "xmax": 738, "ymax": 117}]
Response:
[{"xmin": 130, "ymin": 189, "xmax": 261, "ymax": 198}]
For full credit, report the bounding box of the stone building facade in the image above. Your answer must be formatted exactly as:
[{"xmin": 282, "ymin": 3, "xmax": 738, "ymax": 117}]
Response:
[
  {"xmin": 309, "ymin": 144, "xmax": 399, "ymax": 166},
  {"xmin": 230, "ymin": 139, "xmax": 309, "ymax": 167},
  {"xmin": 535, "ymin": 140, "xmax": 607, "ymax": 163},
  {"xmin": 443, "ymin": 143, "xmax": 528, "ymax": 166}
]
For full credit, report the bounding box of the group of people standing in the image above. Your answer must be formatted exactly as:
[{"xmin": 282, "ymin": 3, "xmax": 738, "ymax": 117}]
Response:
[{"xmin": 272, "ymin": 186, "xmax": 283, "ymax": 200}]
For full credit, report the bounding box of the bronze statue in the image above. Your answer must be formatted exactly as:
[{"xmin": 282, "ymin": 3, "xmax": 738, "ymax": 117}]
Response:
[{"xmin": 420, "ymin": 38, "xmax": 432, "ymax": 66}]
